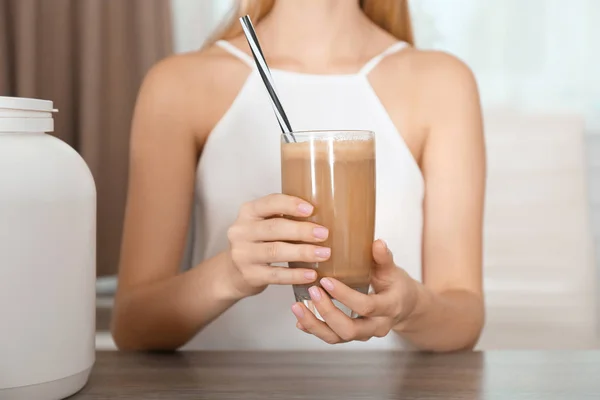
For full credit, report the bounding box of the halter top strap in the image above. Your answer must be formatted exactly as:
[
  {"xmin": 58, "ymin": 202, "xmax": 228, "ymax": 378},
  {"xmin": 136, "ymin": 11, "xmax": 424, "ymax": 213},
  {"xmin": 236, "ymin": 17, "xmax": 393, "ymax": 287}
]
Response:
[
  {"xmin": 358, "ymin": 41, "xmax": 408, "ymax": 76},
  {"xmin": 215, "ymin": 40, "xmax": 255, "ymax": 68}
]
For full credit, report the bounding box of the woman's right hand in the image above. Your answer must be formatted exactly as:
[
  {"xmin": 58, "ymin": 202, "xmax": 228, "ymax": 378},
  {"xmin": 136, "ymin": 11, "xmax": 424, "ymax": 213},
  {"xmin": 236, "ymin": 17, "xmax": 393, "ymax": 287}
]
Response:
[{"xmin": 226, "ymin": 194, "xmax": 331, "ymax": 299}]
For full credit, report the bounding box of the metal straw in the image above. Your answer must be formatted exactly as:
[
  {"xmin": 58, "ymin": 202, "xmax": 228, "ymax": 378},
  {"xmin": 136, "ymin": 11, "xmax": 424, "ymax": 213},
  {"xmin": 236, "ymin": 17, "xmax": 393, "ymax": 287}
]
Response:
[{"xmin": 239, "ymin": 15, "xmax": 296, "ymax": 143}]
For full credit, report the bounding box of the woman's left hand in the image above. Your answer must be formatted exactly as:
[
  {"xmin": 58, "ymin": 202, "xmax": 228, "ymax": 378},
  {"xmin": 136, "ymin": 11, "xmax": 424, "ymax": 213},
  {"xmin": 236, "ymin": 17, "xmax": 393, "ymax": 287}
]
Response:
[{"xmin": 291, "ymin": 239, "xmax": 419, "ymax": 344}]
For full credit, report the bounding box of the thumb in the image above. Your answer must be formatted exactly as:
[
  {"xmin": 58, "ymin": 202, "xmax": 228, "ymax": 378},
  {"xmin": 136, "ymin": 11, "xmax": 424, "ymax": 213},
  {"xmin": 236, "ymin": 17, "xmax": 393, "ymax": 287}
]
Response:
[{"xmin": 372, "ymin": 239, "xmax": 395, "ymax": 269}]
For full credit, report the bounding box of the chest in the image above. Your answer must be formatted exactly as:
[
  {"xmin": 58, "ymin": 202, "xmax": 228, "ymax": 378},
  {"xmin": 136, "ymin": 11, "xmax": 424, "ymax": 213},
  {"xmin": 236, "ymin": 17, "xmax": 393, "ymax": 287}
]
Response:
[
  {"xmin": 194, "ymin": 74, "xmax": 425, "ymax": 278},
  {"xmin": 196, "ymin": 74, "xmax": 424, "ymax": 240},
  {"xmin": 200, "ymin": 75, "xmax": 418, "ymax": 185}
]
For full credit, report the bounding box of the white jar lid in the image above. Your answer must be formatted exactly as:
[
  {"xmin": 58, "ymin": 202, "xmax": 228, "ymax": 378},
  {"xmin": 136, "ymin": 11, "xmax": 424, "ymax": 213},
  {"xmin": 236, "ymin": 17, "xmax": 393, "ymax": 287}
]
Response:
[{"xmin": 0, "ymin": 96, "xmax": 57, "ymax": 133}]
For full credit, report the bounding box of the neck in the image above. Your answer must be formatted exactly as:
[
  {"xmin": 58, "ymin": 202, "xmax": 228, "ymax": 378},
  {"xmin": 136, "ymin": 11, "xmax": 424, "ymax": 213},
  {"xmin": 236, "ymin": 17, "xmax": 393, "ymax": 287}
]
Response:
[{"xmin": 258, "ymin": 0, "xmax": 372, "ymax": 67}]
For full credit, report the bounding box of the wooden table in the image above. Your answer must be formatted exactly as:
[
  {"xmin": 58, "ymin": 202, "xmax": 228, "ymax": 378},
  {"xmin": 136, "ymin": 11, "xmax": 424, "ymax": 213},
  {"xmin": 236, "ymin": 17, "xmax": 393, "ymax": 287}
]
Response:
[{"xmin": 73, "ymin": 351, "xmax": 600, "ymax": 399}]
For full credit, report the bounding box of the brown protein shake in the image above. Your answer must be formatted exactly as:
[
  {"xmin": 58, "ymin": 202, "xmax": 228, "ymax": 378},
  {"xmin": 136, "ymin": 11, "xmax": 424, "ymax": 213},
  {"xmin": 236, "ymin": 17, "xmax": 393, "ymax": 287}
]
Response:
[{"xmin": 281, "ymin": 130, "xmax": 376, "ymax": 318}]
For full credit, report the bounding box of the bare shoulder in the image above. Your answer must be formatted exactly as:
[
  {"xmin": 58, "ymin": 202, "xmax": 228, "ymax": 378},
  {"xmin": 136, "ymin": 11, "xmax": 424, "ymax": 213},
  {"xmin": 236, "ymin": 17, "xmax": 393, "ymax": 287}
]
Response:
[
  {"xmin": 389, "ymin": 48, "xmax": 481, "ymax": 121},
  {"xmin": 407, "ymin": 49, "xmax": 474, "ymax": 74},
  {"xmin": 396, "ymin": 48, "xmax": 479, "ymax": 95},
  {"xmin": 141, "ymin": 44, "xmax": 247, "ymax": 96},
  {"xmin": 374, "ymin": 46, "xmax": 480, "ymax": 105},
  {"xmin": 135, "ymin": 44, "xmax": 251, "ymax": 140}
]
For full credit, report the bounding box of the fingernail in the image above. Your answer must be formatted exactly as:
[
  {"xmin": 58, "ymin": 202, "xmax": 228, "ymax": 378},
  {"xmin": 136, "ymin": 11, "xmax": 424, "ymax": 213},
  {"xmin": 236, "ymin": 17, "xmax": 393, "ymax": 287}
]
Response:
[
  {"xmin": 308, "ymin": 286, "xmax": 322, "ymax": 301},
  {"xmin": 292, "ymin": 303, "xmax": 304, "ymax": 318},
  {"xmin": 314, "ymin": 247, "xmax": 331, "ymax": 259},
  {"xmin": 320, "ymin": 278, "xmax": 334, "ymax": 291},
  {"xmin": 298, "ymin": 203, "xmax": 313, "ymax": 215},
  {"xmin": 313, "ymin": 227, "xmax": 329, "ymax": 239},
  {"xmin": 379, "ymin": 239, "xmax": 390, "ymax": 253},
  {"xmin": 304, "ymin": 270, "xmax": 317, "ymax": 280}
]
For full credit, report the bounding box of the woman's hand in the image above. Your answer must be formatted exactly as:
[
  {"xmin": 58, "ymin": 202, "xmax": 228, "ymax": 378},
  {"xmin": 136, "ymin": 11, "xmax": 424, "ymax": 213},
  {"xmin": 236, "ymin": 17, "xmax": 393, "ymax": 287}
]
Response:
[
  {"xmin": 226, "ymin": 193, "xmax": 331, "ymax": 299},
  {"xmin": 291, "ymin": 240, "xmax": 419, "ymax": 344}
]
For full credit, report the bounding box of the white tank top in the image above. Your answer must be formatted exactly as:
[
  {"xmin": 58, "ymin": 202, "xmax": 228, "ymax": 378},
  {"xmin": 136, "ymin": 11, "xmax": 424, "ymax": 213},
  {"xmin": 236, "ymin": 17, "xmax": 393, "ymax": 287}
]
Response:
[{"xmin": 184, "ymin": 40, "xmax": 424, "ymax": 350}]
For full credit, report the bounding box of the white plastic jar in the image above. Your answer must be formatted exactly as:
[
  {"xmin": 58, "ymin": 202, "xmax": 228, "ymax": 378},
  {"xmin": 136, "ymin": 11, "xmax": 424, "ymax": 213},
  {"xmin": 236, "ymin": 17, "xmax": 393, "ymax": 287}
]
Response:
[{"xmin": 0, "ymin": 97, "xmax": 96, "ymax": 399}]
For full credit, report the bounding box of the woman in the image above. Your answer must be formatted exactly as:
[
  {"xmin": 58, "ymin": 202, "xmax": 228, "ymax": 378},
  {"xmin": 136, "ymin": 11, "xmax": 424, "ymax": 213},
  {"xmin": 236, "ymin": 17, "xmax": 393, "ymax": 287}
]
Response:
[{"xmin": 112, "ymin": 0, "xmax": 485, "ymax": 352}]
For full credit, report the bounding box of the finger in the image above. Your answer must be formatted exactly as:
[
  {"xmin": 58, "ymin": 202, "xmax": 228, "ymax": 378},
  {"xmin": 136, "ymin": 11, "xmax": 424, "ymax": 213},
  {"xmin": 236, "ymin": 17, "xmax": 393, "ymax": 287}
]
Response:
[
  {"xmin": 307, "ymin": 286, "xmax": 383, "ymax": 341},
  {"xmin": 249, "ymin": 242, "xmax": 331, "ymax": 264},
  {"xmin": 240, "ymin": 194, "xmax": 313, "ymax": 220},
  {"xmin": 372, "ymin": 239, "xmax": 395, "ymax": 269},
  {"xmin": 319, "ymin": 278, "xmax": 391, "ymax": 317},
  {"xmin": 254, "ymin": 265, "xmax": 318, "ymax": 286},
  {"xmin": 291, "ymin": 303, "xmax": 342, "ymax": 345},
  {"xmin": 251, "ymin": 218, "xmax": 329, "ymax": 243},
  {"xmin": 296, "ymin": 322, "xmax": 309, "ymax": 333}
]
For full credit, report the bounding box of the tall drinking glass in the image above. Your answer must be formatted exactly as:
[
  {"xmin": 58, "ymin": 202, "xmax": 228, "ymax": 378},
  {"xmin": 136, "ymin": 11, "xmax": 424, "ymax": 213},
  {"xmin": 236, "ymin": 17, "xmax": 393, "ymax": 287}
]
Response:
[{"xmin": 281, "ymin": 130, "xmax": 376, "ymax": 318}]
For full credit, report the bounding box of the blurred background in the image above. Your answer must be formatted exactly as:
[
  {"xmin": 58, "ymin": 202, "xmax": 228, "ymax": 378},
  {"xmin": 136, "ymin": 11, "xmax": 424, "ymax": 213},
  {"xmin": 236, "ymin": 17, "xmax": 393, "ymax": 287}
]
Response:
[{"xmin": 1, "ymin": 0, "xmax": 599, "ymax": 350}]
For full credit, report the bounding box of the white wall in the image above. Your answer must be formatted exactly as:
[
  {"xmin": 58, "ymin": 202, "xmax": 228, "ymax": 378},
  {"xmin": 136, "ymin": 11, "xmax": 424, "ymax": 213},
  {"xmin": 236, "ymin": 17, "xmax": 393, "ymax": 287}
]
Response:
[
  {"xmin": 411, "ymin": 0, "xmax": 600, "ymax": 132},
  {"xmin": 171, "ymin": 0, "xmax": 234, "ymax": 53}
]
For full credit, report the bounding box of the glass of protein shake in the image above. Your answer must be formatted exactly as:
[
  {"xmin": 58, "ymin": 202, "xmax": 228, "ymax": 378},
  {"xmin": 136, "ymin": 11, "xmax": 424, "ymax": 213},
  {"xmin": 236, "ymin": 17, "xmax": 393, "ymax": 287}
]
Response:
[{"xmin": 281, "ymin": 130, "xmax": 376, "ymax": 318}]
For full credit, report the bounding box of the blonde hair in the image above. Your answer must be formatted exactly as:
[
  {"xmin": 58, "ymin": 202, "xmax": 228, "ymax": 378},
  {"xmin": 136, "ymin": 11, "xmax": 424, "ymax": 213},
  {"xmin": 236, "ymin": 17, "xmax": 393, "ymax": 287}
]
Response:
[{"xmin": 210, "ymin": 0, "xmax": 414, "ymax": 46}]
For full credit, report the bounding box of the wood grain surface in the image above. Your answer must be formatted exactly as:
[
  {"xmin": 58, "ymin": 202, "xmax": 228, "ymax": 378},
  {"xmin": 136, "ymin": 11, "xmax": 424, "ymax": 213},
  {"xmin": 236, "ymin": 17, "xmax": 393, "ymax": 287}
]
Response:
[{"xmin": 72, "ymin": 351, "xmax": 600, "ymax": 399}]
